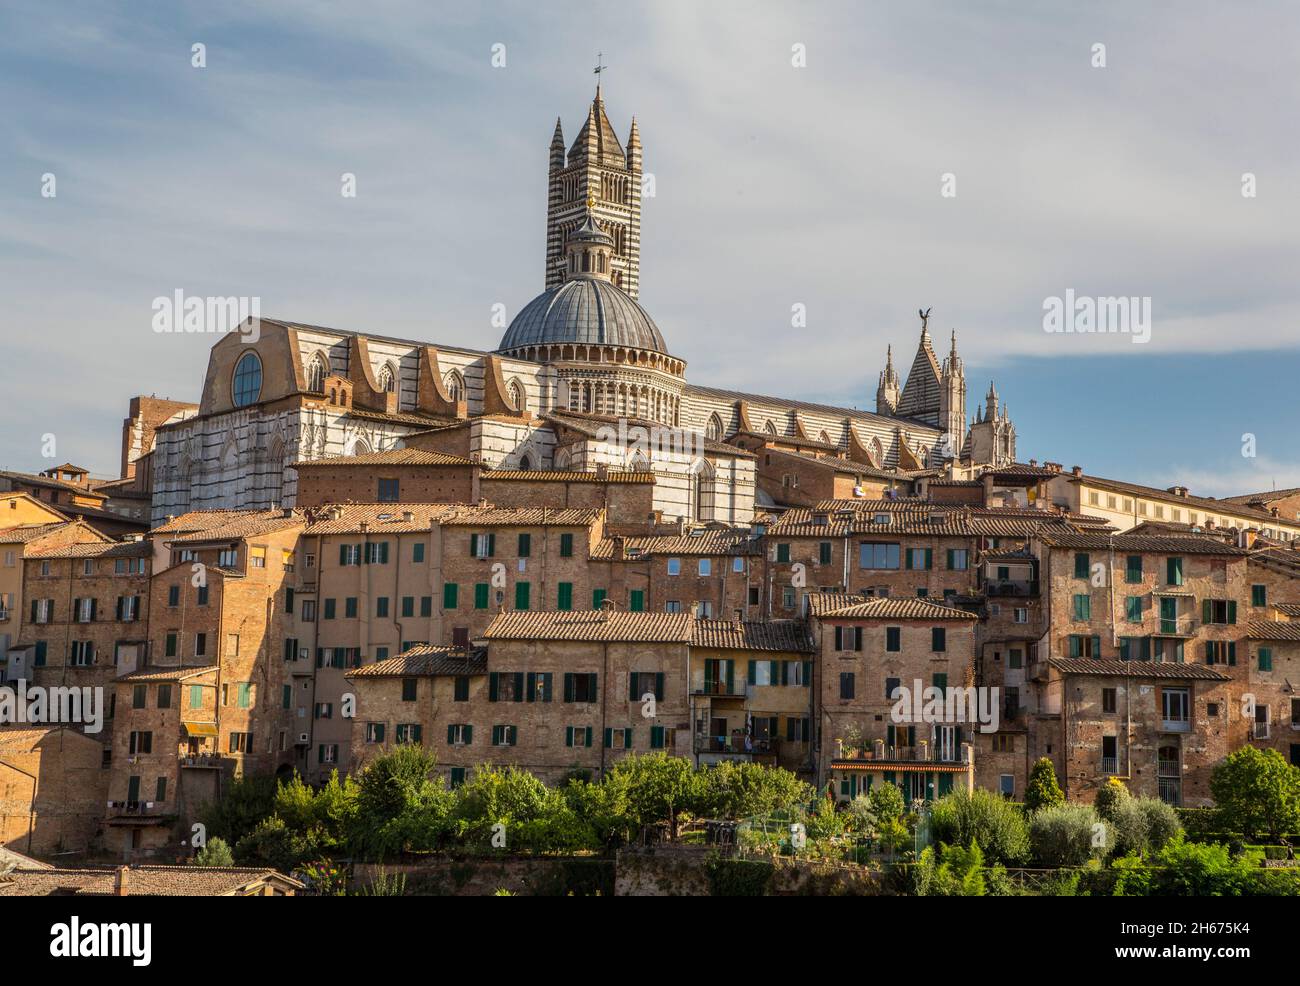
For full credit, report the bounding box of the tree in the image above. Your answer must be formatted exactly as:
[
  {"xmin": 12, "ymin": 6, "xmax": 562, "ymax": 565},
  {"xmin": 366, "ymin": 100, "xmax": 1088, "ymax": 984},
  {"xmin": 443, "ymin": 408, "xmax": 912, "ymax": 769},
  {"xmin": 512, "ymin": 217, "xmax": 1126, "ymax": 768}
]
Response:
[
  {"xmin": 1025, "ymin": 758, "xmax": 1065, "ymax": 812},
  {"xmin": 1210, "ymin": 746, "xmax": 1300, "ymax": 841},
  {"xmin": 691, "ymin": 760, "xmax": 811, "ymax": 820},
  {"xmin": 605, "ymin": 753, "xmax": 699, "ymax": 839},
  {"xmin": 192, "ymin": 836, "xmax": 234, "ymax": 867},
  {"xmin": 1094, "ymin": 777, "xmax": 1130, "ymax": 822},
  {"xmin": 868, "ymin": 782, "xmax": 906, "ymax": 825},
  {"xmin": 353, "ymin": 745, "xmax": 450, "ymax": 857}
]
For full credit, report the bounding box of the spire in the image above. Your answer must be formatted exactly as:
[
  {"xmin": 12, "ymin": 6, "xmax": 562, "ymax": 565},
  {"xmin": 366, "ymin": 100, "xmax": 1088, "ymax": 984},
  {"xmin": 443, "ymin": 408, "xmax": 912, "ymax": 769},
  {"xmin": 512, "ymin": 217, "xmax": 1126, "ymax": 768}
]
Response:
[
  {"xmin": 876, "ymin": 344, "xmax": 900, "ymax": 416},
  {"xmin": 549, "ymin": 117, "xmax": 565, "ymax": 172}
]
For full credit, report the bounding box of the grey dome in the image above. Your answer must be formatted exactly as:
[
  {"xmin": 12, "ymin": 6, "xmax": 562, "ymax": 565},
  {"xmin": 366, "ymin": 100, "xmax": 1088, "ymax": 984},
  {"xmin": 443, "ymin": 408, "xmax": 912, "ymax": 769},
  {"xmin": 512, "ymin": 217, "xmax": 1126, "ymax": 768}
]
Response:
[{"xmin": 499, "ymin": 277, "xmax": 668, "ymax": 354}]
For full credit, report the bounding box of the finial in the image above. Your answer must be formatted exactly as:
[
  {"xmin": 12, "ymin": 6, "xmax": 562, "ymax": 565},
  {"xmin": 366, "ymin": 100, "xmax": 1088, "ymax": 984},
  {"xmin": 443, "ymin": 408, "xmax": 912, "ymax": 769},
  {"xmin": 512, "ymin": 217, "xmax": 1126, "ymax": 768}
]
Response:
[
  {"xmin": 918, "ymin": 307, "xmax": 931, "ymax": 332},
  {"xmin": 594, "ymin": 52, "xmax": 605, "ymax": 99}
]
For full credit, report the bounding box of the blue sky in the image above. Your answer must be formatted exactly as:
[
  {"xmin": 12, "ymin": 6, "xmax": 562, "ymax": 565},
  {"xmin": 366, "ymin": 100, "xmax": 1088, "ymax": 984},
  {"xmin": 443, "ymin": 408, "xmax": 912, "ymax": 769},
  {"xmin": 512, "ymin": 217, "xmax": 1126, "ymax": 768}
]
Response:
[{"xmin": 2, "ymin": 0, "xmax": 1298, "ymax": 496}]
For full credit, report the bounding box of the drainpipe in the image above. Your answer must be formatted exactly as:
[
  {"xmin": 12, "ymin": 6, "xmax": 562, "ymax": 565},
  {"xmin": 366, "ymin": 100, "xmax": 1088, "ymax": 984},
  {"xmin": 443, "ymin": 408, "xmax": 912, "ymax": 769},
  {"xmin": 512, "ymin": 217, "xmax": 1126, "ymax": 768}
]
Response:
[{"xmin": 600, "ymin": 641, "xmax": 609, "ymax": 778}]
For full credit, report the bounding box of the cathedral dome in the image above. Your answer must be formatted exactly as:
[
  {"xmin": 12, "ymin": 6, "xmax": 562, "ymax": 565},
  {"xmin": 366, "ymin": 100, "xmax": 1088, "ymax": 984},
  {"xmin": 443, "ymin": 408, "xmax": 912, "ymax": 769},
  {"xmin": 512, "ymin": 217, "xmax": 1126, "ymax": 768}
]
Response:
[{"xmin": 498, "ymin": 276, "xmax": 669, "ymax": 355}]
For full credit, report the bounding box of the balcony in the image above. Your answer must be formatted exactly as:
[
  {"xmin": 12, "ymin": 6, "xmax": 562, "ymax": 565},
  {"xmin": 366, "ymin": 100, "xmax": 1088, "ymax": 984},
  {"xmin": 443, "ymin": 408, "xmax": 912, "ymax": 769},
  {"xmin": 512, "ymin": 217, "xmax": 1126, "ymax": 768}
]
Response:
[
  {"xmin": 1153, "ymin": 616, "xmax": 1199, "ymax": 638},
  {"xmin": 837, "ymin": 743, "xmax": 971, "ymax": 765},
  {"xmin": 180, "ymin": 753, "xmax": 232, "ymax": 769},
  {"xmin": 985, "ymin": 580, "xmax": 1039, "ymax": 598},
  {"xmin": 1254, "ymin": 721, "xmax": 1271, "ymax": 740},
  {"xmin": 1160, "ymin": 717, "xmax": 1192, "ymax": 733},
  {"xmin": 694, "ymin": 682, "xmax": 744, "ymax": 698},
  {"xmin": 1100, "ymin": 756, "xmax": 1119, "ymax": 774},
  {"xmin": 1158, "ymin": 759, "xmax": 1180, "ymax": 777}
]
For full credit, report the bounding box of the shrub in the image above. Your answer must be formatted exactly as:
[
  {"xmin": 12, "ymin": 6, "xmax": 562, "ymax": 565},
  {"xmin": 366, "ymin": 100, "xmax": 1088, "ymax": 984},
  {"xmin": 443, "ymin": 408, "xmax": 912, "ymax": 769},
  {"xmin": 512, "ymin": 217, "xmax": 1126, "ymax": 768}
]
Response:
[
  {"xmin": 930, "ymin": 788, "xmax": 1029, "ymax": 865},
  {"xmin": 1029, "ymin": 804, "xmax": 1107, "ymax": 867},
  {"xmin": 1107, "ymin": 798, "xmax": 1150, "ymax": 858},
  {"xmin": 192, "ymin": 836, "xmax": 234, "ymax": 867},
  {"xmin": 869, "ymin": 782, "xmax": 906, "ymax": 825},
  {"xmin": 1137, "ymin": 797, "xmax": 1181, "ymax": 851},
  {"xmin": 844, "ymin": 795, "xmax": 878, "ymax": 838},
  {"xmin": 692, "ymin": 760, "xmax": 811, "ymax": 820},
  {"xmin": 1024, "ymin": 758, "xmax": 1065, "ymax": 812},
  {"xmin": 1153, "ymin": 835, "xmax": 1260, "ymax": 896},
  {"xmin": 1094, "ymin": 778, "xmax": 1130, "ymax": 822}
]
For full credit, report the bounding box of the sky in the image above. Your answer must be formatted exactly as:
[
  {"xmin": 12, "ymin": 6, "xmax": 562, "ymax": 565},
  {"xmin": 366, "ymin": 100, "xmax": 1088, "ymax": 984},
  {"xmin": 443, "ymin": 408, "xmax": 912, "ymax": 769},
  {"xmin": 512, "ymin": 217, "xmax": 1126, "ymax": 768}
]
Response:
[{"xmin": 2, "ymin": 0, "xmax": 1298, "ymax": 496}]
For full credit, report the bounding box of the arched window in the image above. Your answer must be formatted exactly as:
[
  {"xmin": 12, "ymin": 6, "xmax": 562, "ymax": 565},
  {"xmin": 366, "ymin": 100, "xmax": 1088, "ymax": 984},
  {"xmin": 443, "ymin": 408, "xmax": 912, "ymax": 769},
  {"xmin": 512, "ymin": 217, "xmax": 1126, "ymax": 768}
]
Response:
[
  {"xmin": 306, "ymin": 352, "xmax": 328, "ymax": 392},
  {"xmin": 870, "ymin": 436, "xmax": 884, "ymax": 465},
  {"xmin": 705, "ymin": 413, "xmax": 723, "ymax": 442},
  {"xmin": 764, "ymin": 420, "xmax": 778, "ymax": 437},
  {"xmin": 444, "ymin": 369, "xmax": 464, "ymax": 402},
  {"xmin": 519, "ymin": 454, "xmax": 532, "ymax": 471},
  {"xmin": 819, "ymin": 430, "xmax": 832, "ymax": 445},
  {"xmin": 232, "ymin": 352, "xmax": 262, "ymax": 407},
  {"xmin": 348, "ymin": 437, "xmax": 372, "ymax": 457},
  {"xmin": 508, "ymin": 379, "xmax": 527, "ymax": 414},
  {"xmin": 377, "ymin": 362, "xmax": 397, "ymax": 394}
]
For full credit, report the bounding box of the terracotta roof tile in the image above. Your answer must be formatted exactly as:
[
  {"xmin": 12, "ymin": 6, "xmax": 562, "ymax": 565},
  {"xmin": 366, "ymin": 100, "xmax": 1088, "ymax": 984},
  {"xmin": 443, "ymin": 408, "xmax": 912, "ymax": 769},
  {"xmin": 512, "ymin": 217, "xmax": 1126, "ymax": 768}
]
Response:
[
  {"xmin": 1047, "ymin": 658, "xmax": 1231, "ymax": 681},
  {"xmin": 691, "ymin": 620, "xmax": 814, "ymax": 652},
  {"xmin": 1036, "ymin": 530, "xmax": 1246, "ymax": 555},
  {"xmin": 289, "ymin": 447, "xmax": 473, "ymax": 469},
  {"xmin": 1246, "ymin": 619, "xmax": 1300, "ymax": 642},
  {"xmin": 482, "ymin": 469, "xmax": 655, "ymax": 484},
  {"xmin": 590, "ymin": 530, "xmax": 761, "ymax": 559},
  {"xmin": 807, "ymin": 593, "xmax": 978, "ymax": 621},
  {"xmin": 0, "ymin": 865, "xmax": 302, "ymax": 896},
  {"xmin": 304, "ymin": 503, "xmax": 461, "ymax": 534},
  {"xmin": 347, "ymin": 646, "xmax": 487, "ymax": 677},
  {"xmin": 484, "ymin": 610, "xmax": 693, "ymax": 643},
  {"xmin": 115, "ymin": 665, "xmax": 218, "ymax": 682},
  {"xmin": 29, "ymin": 539, "xmax": 150, "ymax": 559}
]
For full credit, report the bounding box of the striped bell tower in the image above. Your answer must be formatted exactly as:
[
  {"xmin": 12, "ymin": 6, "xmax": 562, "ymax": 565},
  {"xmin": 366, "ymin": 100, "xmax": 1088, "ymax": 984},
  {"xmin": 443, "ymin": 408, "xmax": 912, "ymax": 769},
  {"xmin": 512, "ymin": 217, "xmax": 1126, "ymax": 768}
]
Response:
[{"xmin": 545, "ymin": 68, "xmax": 642, "ymax": 299}]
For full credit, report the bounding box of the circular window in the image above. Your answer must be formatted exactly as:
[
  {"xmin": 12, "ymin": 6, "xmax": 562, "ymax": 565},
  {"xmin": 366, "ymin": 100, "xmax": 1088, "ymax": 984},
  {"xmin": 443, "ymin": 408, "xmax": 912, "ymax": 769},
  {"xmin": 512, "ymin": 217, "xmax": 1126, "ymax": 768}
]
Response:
[{"xmin": 232, "ymin": 351, "xmax": 263, "ymax": 407}]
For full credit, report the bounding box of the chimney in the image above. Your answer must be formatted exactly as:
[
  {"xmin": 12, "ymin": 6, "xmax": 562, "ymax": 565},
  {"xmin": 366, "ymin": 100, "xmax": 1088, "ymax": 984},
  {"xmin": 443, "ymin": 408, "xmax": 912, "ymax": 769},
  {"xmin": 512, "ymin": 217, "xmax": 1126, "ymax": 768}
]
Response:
[
  {"xmin": 733, "ymin": 608, "xmax": 744, "ymax": 624},
  {"xmin": 1028, "ymin": 458, "xmax": 1038, "ymax": 467},
  {"xmin": 1071, "ymin": 465, "xmax": 1083, "ymax": 477},
  {"xmin": 114, "ymin": 866, "xmax": 129, "ymax": 897},
  {"xmin": 595, "ymin": 462, "xmax": 608, "ymax": 480},
  {"xmin": 402, "ymin": 511, "xmax": 415, "ymax": 523},
  {"xmin": 282, "ymin": 507, "xmax": 294, "ymax": 518},
  {"xmin": 612, "ymin": 535, "xmax": 625, "ymax": 560}
]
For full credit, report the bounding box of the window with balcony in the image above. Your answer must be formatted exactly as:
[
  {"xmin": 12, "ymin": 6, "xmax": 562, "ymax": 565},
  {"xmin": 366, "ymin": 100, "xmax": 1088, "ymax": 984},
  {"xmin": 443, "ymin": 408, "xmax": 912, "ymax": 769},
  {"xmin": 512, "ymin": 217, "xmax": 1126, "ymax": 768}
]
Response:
[{"xmin": 1161, "ymin": 688, "xmax": 1190, "ymax": 731}]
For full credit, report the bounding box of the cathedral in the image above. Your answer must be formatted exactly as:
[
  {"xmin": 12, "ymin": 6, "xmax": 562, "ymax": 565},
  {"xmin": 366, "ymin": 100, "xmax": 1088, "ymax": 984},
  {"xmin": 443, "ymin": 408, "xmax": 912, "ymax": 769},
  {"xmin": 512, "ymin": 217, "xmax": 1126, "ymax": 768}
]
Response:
[{"xmin": 147, "ymin": 85, "xmax": 1016, "ymax": 526}]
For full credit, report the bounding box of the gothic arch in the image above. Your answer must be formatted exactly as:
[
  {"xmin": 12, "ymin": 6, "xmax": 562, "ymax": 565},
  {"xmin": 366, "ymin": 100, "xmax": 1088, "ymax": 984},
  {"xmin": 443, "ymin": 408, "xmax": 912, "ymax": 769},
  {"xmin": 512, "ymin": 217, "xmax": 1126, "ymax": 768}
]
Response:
[
  {"xmin": 764, "ymin": 420, "xmax": 778, "ymax": 437},
  {"xmin": 377, "ymin": 361, "xmax": 398, "ymax": 394},
  {"xmin": 507, "ymin": 377, "xmax": 527, "ymax": 414},
  {"xmin": 444, "ymin": 369, "xmax": 464, "ymax": 402},
  {"xmin": 705, "ymin": 412, "xmax": 723, "ymax": 442},
  {"xmin": 306, "ymin": 351, "xmax": 329, "ymax": 392}
]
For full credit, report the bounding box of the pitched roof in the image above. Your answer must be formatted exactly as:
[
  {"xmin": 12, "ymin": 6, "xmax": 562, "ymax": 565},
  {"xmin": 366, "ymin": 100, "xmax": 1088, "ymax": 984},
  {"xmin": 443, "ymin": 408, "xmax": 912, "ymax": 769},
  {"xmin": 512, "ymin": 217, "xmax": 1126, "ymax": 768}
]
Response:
[
  {"xmin": 154, "ymin": 511, "xmax": 303, "ymax": 544},
  {"xmin": 590, "ymin": 530, "xmax": 761, "ymax": 559},
  {"xmin": 0, "ymin": 521, "xmax": 90, "ymax": 545},
  {"xmin": 691, "ymin": 620, "xmax": 814, "ymax": 652},
  {"xmin": 347, "ymin": 646, "xmax": 487, "ymax": 677},
  {"xmin": 115, "ymin": 665, "xmax": 218, "ymax": 683},
  {"xmin": 683, "ymin": 383, "xmax": 931, "ymax": 434},
  {"xmin": 29, "ymin": 539, "xmax": 150, "ymax": 559},
  {"xmin": 438, "ymin": 506, "xmax": 603, "ymax": 527},
  {"xmin": 0, "ymin": 865, "xmax": 302, "ymax": 897},
  {"xmin": 484, "ymin": 610, "xmax": 693, "ymax": 643},
  {"xmin": 0, "ymin": 469, "xmax": 107, "ymax": 499},
  {"xmin": 153, "ymin": 509, "xmax": 296, "ymax": 537},
  {"xmin": 481, "ymin": 469, "xmax": 655, "ymax": 484},
  {"xmin": 304, "ymin": 503, "xmax": 461, "ymax": 534},
  {"xmin": 1222, "ymin": 487, "xmax": 1300, "ymax": 506},
  {"xmin": 1047, "ymin": 658, "xmax": 1231, "ymax": 681},
  {"xmin": 1035, "ymin": 530, "xmax": 1246, "ymax": 555},
  {"xmin": 289, "ymin": 447, "xmax": 473, "ymax": 469},
  {"xmin": 807, "ymin": 593, "xmax": 979, "ymax": 621},
  {"xmin": 1246, "ymin": 619, "xmax": 1300, "ymax": 642},
  {"xmin": 1068, "ymin": 473, "xmax": 1297, "ymax": 528}
]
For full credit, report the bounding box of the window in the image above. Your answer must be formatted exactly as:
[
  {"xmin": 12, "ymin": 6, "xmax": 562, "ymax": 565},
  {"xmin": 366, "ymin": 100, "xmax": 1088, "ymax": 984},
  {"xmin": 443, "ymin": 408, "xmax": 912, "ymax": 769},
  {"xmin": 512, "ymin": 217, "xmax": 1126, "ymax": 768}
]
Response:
[
  {"xmin": 443, "ymin": 583, "xmax": 459, "ymax": 610},
  {"xmin": 189, "ymin": 685, "xmax": 203, "ymax": 709},
  {"xmin": 301, "ymin": 599, "xmax": 316, "ymax": 622},
  {"xmin": 834, "ymin": 626, "xmax": 863, "ymax": 652},
  {"xmin": 559, "ymin": 533, "xmax": 574, "ymax": 557},
  {"xmin": 514, "ymin": 581, "xmax": 531, "ymax": 610},
  {"xmin": 992, "ymin": 734, "xmax": 1013, "ymax": 752},
  {"xmin": 1125, "ymin": 596, "xmax": 1142, "ymax": 622},
  {"xmin": 733, "ymin": 556, "xmax": 746, "ymax": 573},
  {"xmin": 470, "ymin": 533, "xmax": 495, "ymax": 558},
  {"xmin": 314, "ymin": 702, "xmax": 333, "ymax": 719},
  {"xmin": 1125, "ymin": 555, "xmax": 1143, "ymax": 583},
  {"xmin": 1102, "ymin": 688, "xmax": 1117, "ymax": 714},
  {"xmin": 1074, "ymin": 553, "xmax": 1090, "ymax": 579},
  {"xmin": 1073, "ymin": 594, "xmax": 1091, "ymax": 621},
  {"xmin": 931, "ymin": 627, "xmax": 946, "ymax": 652},
  {"xmin": 167, "ymin": 585, "xmax": 179, "ymax": 608},
  {"xmin": 157, "ymin": 684, "xmax": 172, "ymax": 709},
  {"xmin": 1008, "ymin": 648, "xmax": 1023, "ymax": 669},
  {"xmin": 217, "ymin": 549, "xmax": 237, "ymax": 569},
  {"xmin": 1252, "ymin": 584, "xmax": 1267, "ymax": 607},
  {"xmin": 839, "ymin": 672, "xmax": 855, "ymax": 700},
  {"xmin": 905, "ymin": 548, "xmax": 932, "ymax": 571},
  {"xmin": 340, "ymin": 544, "xmax": 361, "ymax": 566},
  {"xmin": 698, "ymin": 558, "xmax": 712, "ymax": 576},
  {"xmin": 401, "ymin": 678, "xmax": 418, "ymax": 701},
  {"xmin": 364, "ymin": 542, "xmax": 389, "ymax": 564},
  {"xmin": 667, "ymin": 558, "xmax": 681, "ymax": 576},
  {"xmin": 232, "ymin": 352, "xmax": 264, "ymax": 406},
  {"xmin": 165, "ymin": 632, "xmax": 178, "ymax": 658},
  {"xmin": 859, "ymin": 542, "xmax": 900, "ymax": 570},
  {"xmin": 491, "ymin": 725, "xmax": 518, "ymax": 747},
  {"xmin": 69, "ymin": 641, "xmax": 94, "ymax": 666},
  {"xmin": 365, "ymin": 723, "xmax": 386, "ymax": 744},
  {"xmin": 317, "ymin": 743, "xmax": 338, "ymax": 764},
  {"xmin": 1069, "ymin": 634, "xmax": 1102, "ymax": 658},
  {"xmin": 1166, "ymin": 557, "xmax": 1184, "ymax": 586},
  {"xmin": 395, "ymin": 724, "xmax": 423, "ymax": 744},
  {"xmin": 411, "ymin": 542, "xmax": 425, "ymax": 564},
  {"xmin": 947, "ymin": 549, "xmax": 969, "ymax": 571},
  {"xmin": 517, "ymin": 532, "xmax": 532, "ymax": 557},
  {"xmin": 1258, "ymin": 647, "xmax": 1274, "ymax": 672},
  {"xmin": 999, "ymin": 775, "xmax": 1015, "ymax": 799},
  {"xmin": 454, "ymin": 676, "xmax": 470, "ymax": 701},
  {"xmin": 1161, "ymin": 687, "xmax": 1190, "ymax": 727},
  {"xmin": 376, "ymin": 596, "xmax": 389, "ymax": 618},
  {"xmin": 128, "ymin": 731, "xmax": 152, "ymax": 755},
  {"xmin": 557, "ymin": 582, "xmax": 573, "ymax": 610},
  {"xmin": 345, "ymin": 597, "xmax": 358, "ymax": 618},
  {"xmin": 1013, "ymin": 607, "xmax": 1028, "ymax": 624},
  {"xmin": 775, "ymin": 544, "xmax": 790, "ymax": 563},
  {"xmin": 132, "ymin": 684, "xmax": 147, "ymax": 709},
  {"xmin": 629, "ymin": 589, "xmax": 644, "ymax": 612},
  {"xmin": 564, "ymin": 672, "xmax": 598, "ymax": 703},
  {"xmin": 605, "ymin": 727, "xmax": 633, "ymax": 750},
  {"xmin": 1202, "ymin": 599, "xmax": 1237, "ymax": 626},
  {"xmin": 446, "ymin": 724, "xmax": 473, "ymax": 745}
]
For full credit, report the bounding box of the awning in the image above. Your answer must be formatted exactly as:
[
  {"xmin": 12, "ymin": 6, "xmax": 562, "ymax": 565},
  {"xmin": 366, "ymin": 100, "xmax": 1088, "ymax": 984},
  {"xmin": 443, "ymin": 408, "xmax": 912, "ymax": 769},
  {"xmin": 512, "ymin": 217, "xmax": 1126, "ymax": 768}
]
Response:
[
  {"xmin": 182, "ymin": 721, "xmax": 218, "ymax": 738},
  {"xmin": 1154, "ymin": 589, "xmax": 1195, "ymax": 598}
]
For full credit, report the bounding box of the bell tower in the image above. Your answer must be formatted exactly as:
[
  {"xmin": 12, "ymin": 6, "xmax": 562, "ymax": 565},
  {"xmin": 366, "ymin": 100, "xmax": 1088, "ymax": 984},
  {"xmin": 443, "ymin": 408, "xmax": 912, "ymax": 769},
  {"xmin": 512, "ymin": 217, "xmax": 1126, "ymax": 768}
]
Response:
[{"xmin": 545, "ymin": 65, "xmax": 642, "ymax": 299}]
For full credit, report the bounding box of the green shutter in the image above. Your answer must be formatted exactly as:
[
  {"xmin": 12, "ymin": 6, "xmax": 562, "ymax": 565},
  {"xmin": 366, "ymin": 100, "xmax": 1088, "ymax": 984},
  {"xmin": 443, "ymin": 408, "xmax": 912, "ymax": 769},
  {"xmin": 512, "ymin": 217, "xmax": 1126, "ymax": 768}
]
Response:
[
  {"xmin": 592, "ymin": 588, "xmax": 607, "ymax": 609},
  {"xmin": 629, "ymin": 590, "xmax": 645, "ymax": 612},
  {"xmin": 513, "ymin": 671, "xmax": 524, "ymax": 702},
  {"xmin": 443, "ymin": 582, "xmax": 458, "ymax": 609},
  {"xmin": 655, "ymin": 672, "xmax": 664, "ymax": 700},
  {"xmin": 604, "ymin": 727, "xmax": 613, "ymax": 748},
  {"xmin": 488, "ymin": 672, "xmax": 499, "ymax": 702},
  {"xmin": 1227, "ymin": 600, "xmax": 1237, "ymax": 625},
  {"xmin": 1203, "ymin": 599, "xmax": 1212, "ymax": 624},
  {"xmin": 515, "ymin": 581, "xmax": 530, "ymax": 610},
  {"xmin": 558, "ymin": 582, "xmax": 573, "ymax": 610},
  {"xmin": 565, "ymin": 726, "xmax": 574, "ymax": 747},
  {"xmin": 475, "ymin": 583, "xmax": 489, "ymax": 609}
]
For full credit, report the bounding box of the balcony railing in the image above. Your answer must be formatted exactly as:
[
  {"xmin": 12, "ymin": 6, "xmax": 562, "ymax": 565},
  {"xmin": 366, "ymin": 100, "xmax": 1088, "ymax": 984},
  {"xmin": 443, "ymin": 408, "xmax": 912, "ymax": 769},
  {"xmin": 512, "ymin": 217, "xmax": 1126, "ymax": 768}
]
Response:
[
  {"xmin": 1158, "ymin": 778, "xmax": 1181, "ymax": 806},
  {"xmin": 1100, "ymin": 756, "xmax": 1119, "ymax": 774},
  {"xmin": 1154, "ymin": 617, "xmax": 1199, "ymax": 637},
  {"xmin": 1161, "ymin": 717, "xmax": 1192, "ymax": 733},
  {"xmin": 1157, "ymin": 759, "xmax": 1180, "ymax": 777},
  {"xmin": 1254, "ymin": 721, "xmax": 1271, "ymax": 740},
  {"xmin": 985, "ymin": 580, "xmax": 1039, "ymax": 598},
  {"xmin": 838, "ymin": 744, "xmax": 971, "ymax": 765},
  {"xmin": 697, "ymin": 682, "xmax": 744, "ymax": 697}
]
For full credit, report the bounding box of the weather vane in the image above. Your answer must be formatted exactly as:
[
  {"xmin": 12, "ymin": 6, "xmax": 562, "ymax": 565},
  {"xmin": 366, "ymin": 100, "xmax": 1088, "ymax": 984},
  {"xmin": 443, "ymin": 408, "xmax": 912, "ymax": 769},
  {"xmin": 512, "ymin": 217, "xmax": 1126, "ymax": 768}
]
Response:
[{"xmin": 594, "ymin": 52, "xmax": 605, "ymax": 78}]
